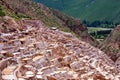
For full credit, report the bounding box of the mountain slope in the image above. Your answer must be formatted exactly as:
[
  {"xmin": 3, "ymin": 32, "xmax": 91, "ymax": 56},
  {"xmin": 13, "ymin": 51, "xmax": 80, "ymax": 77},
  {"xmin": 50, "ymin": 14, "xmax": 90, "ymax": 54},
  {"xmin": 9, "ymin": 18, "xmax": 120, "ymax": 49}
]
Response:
[
  {"xmin": 100, "ymin": 25, "xmax": 120, "ymax": 61},
  {"xmin": 33, "ymin": 0, "xmax": 120, "ymax": 23},
  {"xmin": 0, "ymin": 16, "xmax": 120, "ymax": 80},
  {"xmin": 1, "ymin": 0, "xmax": 99, "ymax": 46},
  {"xmin": 0, "ymin": 0, "xmax": 32, "ymax": 19},
  {"xmin": 0, "ymin": 0, "xmax": 120, "ymax": 79}
]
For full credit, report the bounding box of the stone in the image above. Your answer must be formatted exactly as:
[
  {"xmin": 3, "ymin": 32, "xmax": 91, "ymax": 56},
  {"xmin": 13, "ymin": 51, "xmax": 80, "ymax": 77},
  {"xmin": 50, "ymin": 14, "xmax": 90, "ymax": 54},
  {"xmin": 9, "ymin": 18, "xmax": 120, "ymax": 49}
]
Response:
[{"xmin": 0, "ymin": 18, "xmax": 119, "ymax": 80}]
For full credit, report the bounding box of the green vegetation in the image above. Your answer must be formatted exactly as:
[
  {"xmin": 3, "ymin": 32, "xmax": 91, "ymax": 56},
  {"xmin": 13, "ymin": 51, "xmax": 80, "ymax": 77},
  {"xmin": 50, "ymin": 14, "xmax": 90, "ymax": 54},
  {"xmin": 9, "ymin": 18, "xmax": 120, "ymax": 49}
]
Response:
[
  {"xmin": 111, "ymin": 49, "xmax": 119, "ymax": 54},
  {"xmin": 88, "ymin": 27, "xmax": 112, "ymax": 40},
  {"xmin": 0, "ymin": 4, "xmax": 18, "ymax": 19},
  {"xmin": 0, "ymin": 2, "xmax": 31, "ymax": 20},
  {"xmin": 0, "ymin": 5, "xmax": 5, "ymax": 16},
  {"xmin": 31, "ymin": 2, "xmax": 63, "ymax": 29},
  {"xmin": 17, "ymin": 13, "xmax": 32, "ymax": 19},
  {"xmin": 88, "ymin": 27, "xmax": 112, "ymax": 33},
  {"xmin": 33, "ymin": 0, "xmax": 120, "ymax": 26},
  {"xmin": 83, "ymin": 20, "xmax": 117, "ymax": 28}
]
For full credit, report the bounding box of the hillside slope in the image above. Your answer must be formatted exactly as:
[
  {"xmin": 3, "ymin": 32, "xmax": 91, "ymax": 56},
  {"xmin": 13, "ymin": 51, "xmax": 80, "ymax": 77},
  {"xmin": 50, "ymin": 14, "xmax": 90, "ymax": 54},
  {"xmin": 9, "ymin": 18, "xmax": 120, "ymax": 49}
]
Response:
[
  {"xmin": 0, "ymin": 0, "xmax": 99, "ymax": 46},
  {"xmin": 0, "ymin": 16, "xmax": 120, "ymax": 80},
  {"xmin": 33, "ymin": 0, "xmax": 120, "ymax": 23},
  {"xmin": 100, "ymin": 25, "xmax": 120, "ymax": 61}
]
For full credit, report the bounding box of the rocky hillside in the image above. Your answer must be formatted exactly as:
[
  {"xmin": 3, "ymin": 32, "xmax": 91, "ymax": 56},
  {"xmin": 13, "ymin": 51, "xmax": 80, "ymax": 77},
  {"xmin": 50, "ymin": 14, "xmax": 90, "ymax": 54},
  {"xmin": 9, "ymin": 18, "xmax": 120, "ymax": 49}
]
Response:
[
  {"xmin": 1, "ymin": 0, "xmax": 120, "ymax": 79},
  {"xmin": 0, "ymin": 0, "xmax": 99, "ymax": 46},
  {"xmin": 0, "ymin": 16, "xmax": 120, "ymax": 80},
  {"xmin": 100, "ymin": 25, "xmax": 120, "ymax": 61}
]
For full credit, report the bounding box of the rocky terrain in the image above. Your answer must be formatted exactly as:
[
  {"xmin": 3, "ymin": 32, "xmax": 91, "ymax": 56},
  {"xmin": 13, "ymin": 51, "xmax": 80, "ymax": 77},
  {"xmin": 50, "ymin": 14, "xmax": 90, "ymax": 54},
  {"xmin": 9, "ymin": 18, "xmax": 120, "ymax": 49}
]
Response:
[
  {"xmin": 0, "ymin": 0, "xmax": 99, "ymax": 47},
  {"xmin": 100, "ymin": 25, "xmax": 120, "ymax": 62},
  {"xmin": 0, "ymin": 16, "xmax": 120, "ymax": 80},
  {"xmin": 0, "ymin": 0, "xmax": 120, "ymax": 80}
]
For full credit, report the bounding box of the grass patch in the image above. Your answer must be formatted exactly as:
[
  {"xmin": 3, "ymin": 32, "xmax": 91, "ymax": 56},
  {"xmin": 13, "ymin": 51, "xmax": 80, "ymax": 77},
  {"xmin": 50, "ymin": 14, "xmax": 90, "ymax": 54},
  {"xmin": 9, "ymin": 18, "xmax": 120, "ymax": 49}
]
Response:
[
  {"xmin": 88, "ymin": 27, "xmax": 112, "ymax": 33},
  {"xmin": 88, "ymin": 27, "xmax": 112, "ymax": 40}
]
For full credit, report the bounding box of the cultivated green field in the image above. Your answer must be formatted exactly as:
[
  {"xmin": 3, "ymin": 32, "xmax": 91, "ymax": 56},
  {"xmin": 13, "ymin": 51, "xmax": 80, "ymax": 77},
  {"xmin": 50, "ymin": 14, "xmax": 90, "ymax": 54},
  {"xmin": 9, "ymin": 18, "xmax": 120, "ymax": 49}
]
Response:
[
  {"xmin": 88, "ymin": 27, "xmax": 112, "ymax": 33},
  {"xmin": 88, "ymin": 27, "xmax": 112, "ymax": 40},
  {"xmin": 33, "ymin": 0, "xmax": 120, "ymax": 23}
]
